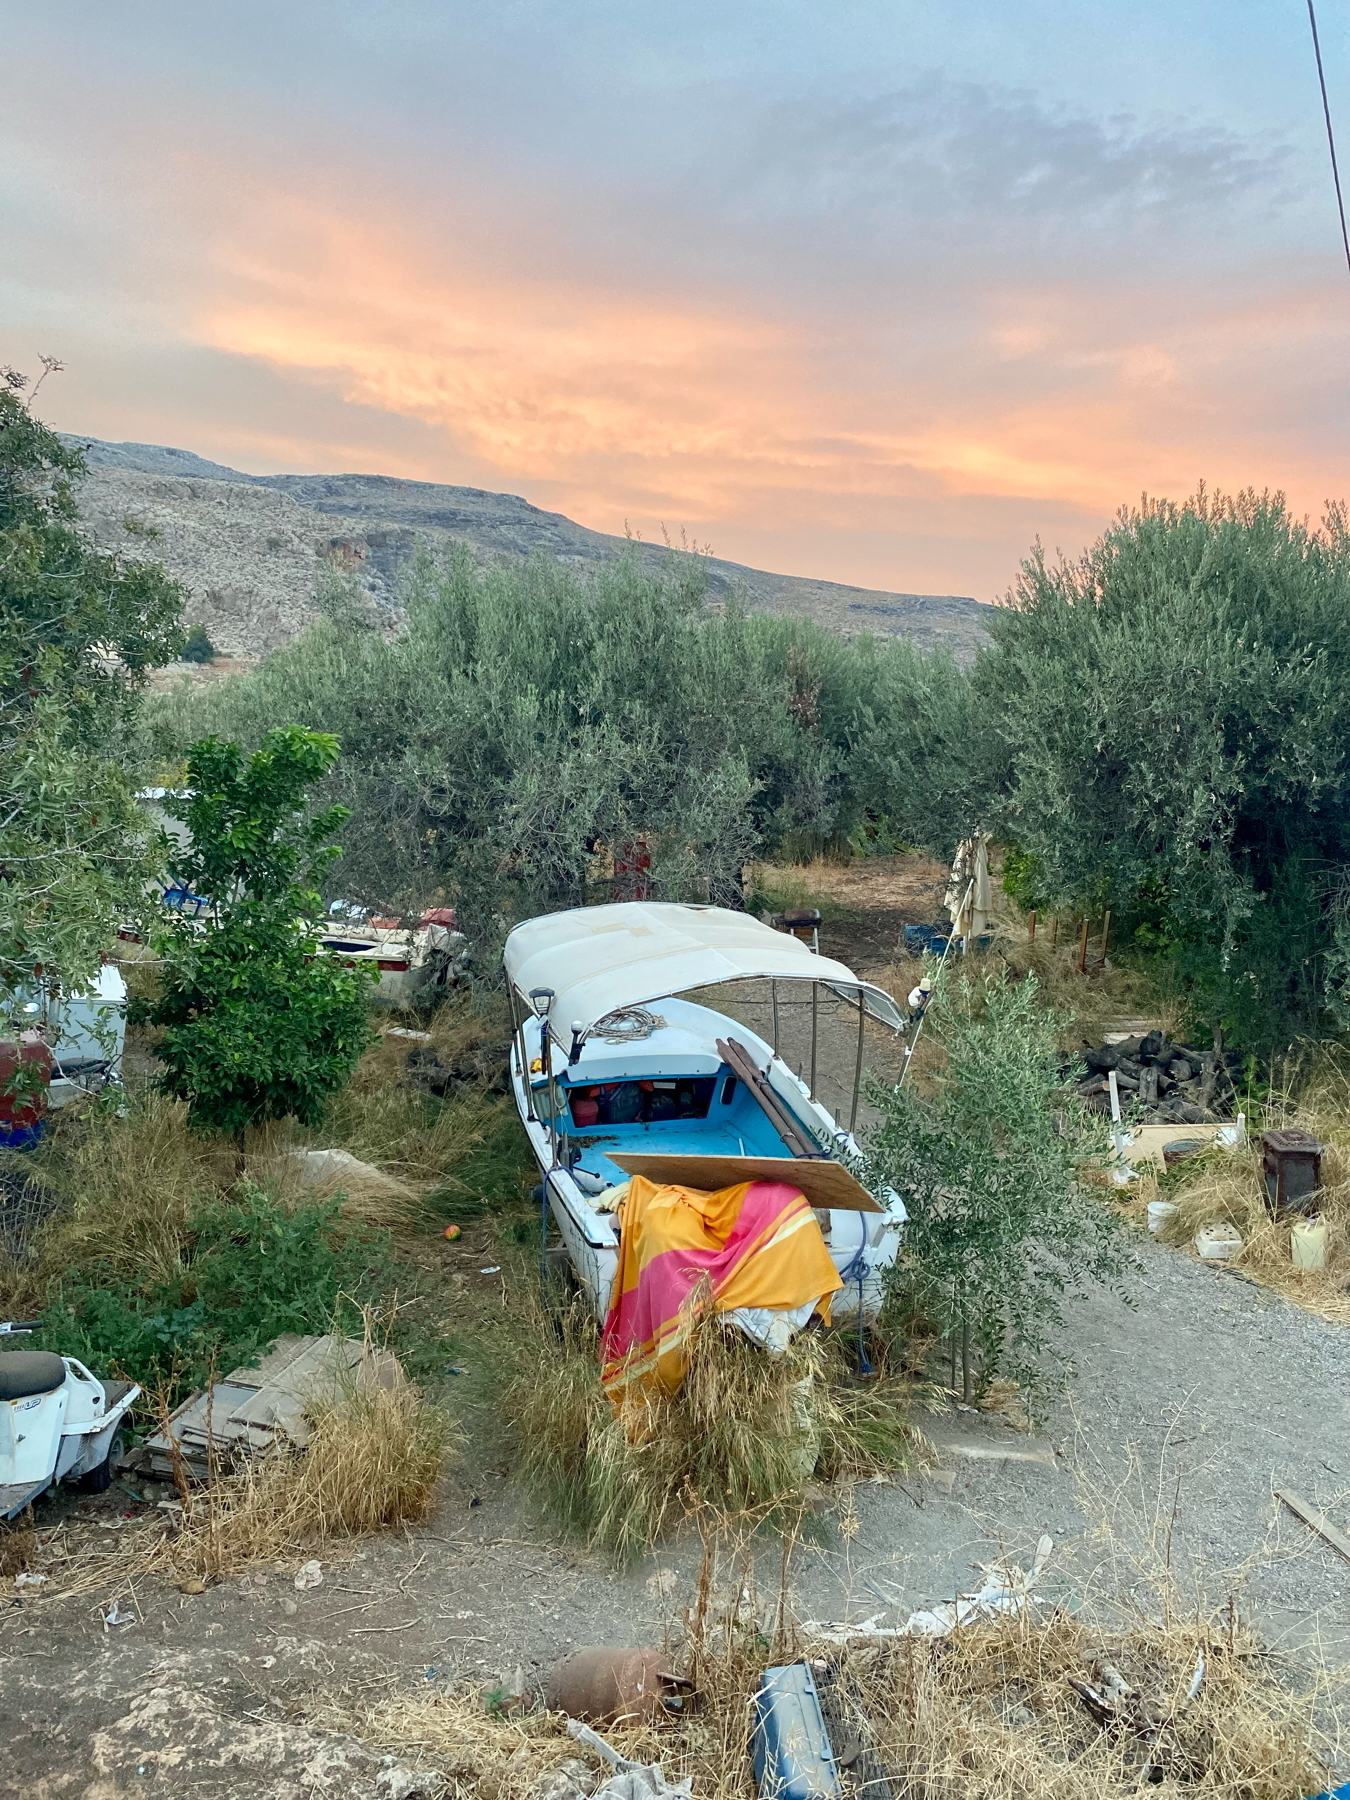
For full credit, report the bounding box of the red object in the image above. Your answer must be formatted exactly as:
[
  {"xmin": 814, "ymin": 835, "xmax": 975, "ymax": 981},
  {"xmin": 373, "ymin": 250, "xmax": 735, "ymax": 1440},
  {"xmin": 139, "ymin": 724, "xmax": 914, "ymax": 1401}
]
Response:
[
  {"xmin": 376, "ymin": 958, "xmax": 410, "ymax": 972},
  {"xmin": 443, "ymin": 1224, "xmax": 462, "ymax": 1241},
  {"xmin": 0, "ymin": 1035, "xmax": 55, "ymax": 1129},
  {"xmin": 420, "ymin": 907, "xmax": 458, "ymax": 929},
  {"xmin": 571, "ymin": 1097, "xmax": 600, "ymax": 1127},
  {"xmin": 613, "ymin": 836, "xmax": 653, "ymax": 902},
  {"xmin": 370, "ymin": 915, "xmax": 403, "ymax": 930}
]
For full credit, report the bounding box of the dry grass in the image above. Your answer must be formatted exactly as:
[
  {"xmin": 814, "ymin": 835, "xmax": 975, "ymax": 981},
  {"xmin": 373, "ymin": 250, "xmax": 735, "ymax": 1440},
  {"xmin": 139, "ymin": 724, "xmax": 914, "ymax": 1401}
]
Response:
[
  {"xmin": 33, "ymin": 1094, "xmax": 225, "ymax": 1289},
  {"xmin": 162, "ymin": 1375, "xmax": 456, "ymax": 1583},
  {"xmin": 836, "ymin": 1606, "xmax": 1328, "ymax": 1798},
  {"xmin": 503, "ymin": 1296, "xmax": 917, "ymax": 1562},
  {"xmin": 1138, "ymin": 1049, "xmax": 1350, "ymax": 1327},
  {"xmin": 295, "ymin": 1521, "xmax": 1339, "ymax": 1800}
]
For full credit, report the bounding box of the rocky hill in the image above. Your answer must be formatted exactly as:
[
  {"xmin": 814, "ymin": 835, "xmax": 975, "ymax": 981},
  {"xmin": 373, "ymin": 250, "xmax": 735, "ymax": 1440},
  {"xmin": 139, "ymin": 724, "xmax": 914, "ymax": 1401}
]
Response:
[{"xmin": 69, "ymin": 436, "xmax": 992, "ymax": 661}]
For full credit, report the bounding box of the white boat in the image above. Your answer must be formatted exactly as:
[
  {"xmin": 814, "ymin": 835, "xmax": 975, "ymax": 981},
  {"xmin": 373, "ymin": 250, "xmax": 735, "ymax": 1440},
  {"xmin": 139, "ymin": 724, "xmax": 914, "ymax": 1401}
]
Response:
[
  {"xmin": 503, "ymin": 902, "xmax": 907, "ymax": 1344},
  {"xmin": 317, "ymin": 908, "xmax": 468, "ymax": 1005}
]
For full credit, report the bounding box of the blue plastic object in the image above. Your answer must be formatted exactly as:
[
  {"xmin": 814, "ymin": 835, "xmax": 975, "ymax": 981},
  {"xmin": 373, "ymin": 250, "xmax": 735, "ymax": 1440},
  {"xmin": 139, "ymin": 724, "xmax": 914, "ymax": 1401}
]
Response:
[
  {"xmin": 926, "ymin": 934, "xmax": 950, "ymax": 956},
  {"xmin": 750, "ymin": 1663, "xmax": 841, "ymax": 1800},
  {"xmin": 903, "ymin": 923, "xmax": 934, "ymax": 955},
  {"xmin": 1308, "ymin": 1783, "xmax": 1350, "ymax": 1799}
]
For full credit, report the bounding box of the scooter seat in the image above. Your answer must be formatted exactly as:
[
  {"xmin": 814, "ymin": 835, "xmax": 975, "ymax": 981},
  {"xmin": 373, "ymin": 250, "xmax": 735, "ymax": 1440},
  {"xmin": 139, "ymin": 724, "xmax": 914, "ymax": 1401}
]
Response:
[{"xmin": 0, "ymin": 1352, "xmax": 66, "ymax": 1401}]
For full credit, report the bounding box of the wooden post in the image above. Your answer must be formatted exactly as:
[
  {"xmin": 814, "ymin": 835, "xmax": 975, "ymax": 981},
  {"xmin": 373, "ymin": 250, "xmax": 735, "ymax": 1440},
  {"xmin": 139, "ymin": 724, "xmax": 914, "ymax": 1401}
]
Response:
[
  {"xmin": 1099, "ymin": 909, "xmax": 1112, "ymax": 966},
  {"xmin": 1027, "ymin": 910, "xmax": 1037, "ymax": 942},
  {"xmin": 1050, "ymin": 917, "xmax": 1059, "ymax": 948},
  {"xmin": 1076, "ymin": 919, "xmax": 1089, "ymax": 975}
]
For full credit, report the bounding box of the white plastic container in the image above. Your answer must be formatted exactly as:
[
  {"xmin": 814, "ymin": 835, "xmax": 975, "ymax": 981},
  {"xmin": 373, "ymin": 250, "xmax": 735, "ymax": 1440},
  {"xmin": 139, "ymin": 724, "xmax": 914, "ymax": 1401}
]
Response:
[
  {"xmin": 1147, "ymin": 1200, "xmax": 1178, "ymax": 1235},
  {"xmin": 1291, "ymin": 1217, "xmax": 1328, "ymax": 1272},
  {"xmin": 1195, "ymin": 1220, "xmax": 1243, "ymax": 1262}
]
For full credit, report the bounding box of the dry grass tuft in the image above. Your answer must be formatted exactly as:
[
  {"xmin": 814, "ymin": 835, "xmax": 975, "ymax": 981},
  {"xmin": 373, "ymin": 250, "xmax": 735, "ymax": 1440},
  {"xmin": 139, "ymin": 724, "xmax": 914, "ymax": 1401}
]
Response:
[
  {"xmin": 35, "ymin": 1095, "xmax": 225, "ymax": 1289},
  {"xmin": 503, "ymin": 1297, "xmax": 916, "ymax": 1561},
  {"xmin": 164, "ymin": 1376, "xmax": 456, "ymax": 1582},
  {"xmin": 837, "ymin": 1605, "xmax": 1328, "ymax": 1798}
]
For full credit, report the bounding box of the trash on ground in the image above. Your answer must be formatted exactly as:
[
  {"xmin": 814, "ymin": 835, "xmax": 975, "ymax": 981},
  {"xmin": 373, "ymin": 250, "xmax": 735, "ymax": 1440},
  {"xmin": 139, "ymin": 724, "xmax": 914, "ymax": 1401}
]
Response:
[
  {"xmin": 13, "ymin": 1570, "xmax": 48, "ymax": 1589},
  {"xmin": 750, "ymin": 1662, "xmax": 841, "ymax": 1800},
  {"xmin": 801, "ymin": 1537, "xmax": 1053, "ymax": 1643},
  {"xmin": 1292, "ymin": 1216, "xmax": 1328, "ymax": 1270},
  {"xmin": 127, "ymin": 1333, "xmax": 402, "ymax": 1480},
  {"xmin": 564, "ymin": 1719, "xmax": 695, "ymax": 1799},
  {"xmin": 102, "ymin": 1600, "xmax": 135, "ymax": 1629},
  {"xmin": 1146, "ymin": 1200, "xmax": 1177, "ymax": 1235},
  {"xmin": 1261, "ymin": 1128, "xmax": 1323, "ymax": 1213},
  {"xmin": 282, "ymin": 1146, "xmax": 414, "ymax": 1198},
  {"xmin": 293, "ymin": 1558, "xmax": 324, "ymax": 1590},
  {"xmin": 546, "ymin": 1647, "xmax": 695, "ymax": 1725},
  {"xmin": 1194, "ymin": 1220, "xmax": 1243, "ymax": 1263}
]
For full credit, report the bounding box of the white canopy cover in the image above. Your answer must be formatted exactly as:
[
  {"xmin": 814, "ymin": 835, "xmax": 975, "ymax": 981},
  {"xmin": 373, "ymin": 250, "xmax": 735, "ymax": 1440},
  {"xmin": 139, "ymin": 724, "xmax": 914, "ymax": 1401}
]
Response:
[{"xmin": 503, "ymin": 902, "xmax": 905, "ymax": 1036}]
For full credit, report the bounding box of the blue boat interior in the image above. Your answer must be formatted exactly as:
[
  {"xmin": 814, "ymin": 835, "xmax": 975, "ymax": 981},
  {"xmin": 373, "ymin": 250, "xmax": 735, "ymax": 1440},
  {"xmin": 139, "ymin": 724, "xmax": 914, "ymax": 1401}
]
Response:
[{"xmin": 535, "ymin": 1067, "xmax": 800, "ymax": 1189}]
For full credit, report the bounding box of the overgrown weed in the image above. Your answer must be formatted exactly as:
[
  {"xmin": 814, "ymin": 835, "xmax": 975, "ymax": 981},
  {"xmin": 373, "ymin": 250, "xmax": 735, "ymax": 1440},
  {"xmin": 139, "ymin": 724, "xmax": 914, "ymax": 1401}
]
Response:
[
  {"xmin": 502, "ymin": 1294, "xmax": 916, "ymax": 1561},
  {"xmin": 164, "ymin": 1375, "xmax": 455, "ymax": 1583}
]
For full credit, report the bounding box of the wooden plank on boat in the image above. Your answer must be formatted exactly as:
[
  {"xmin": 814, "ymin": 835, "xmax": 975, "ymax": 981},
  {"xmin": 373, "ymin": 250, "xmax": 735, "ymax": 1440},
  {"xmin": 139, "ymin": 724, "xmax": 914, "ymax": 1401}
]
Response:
[
  {"xmin": 609, "ymin": 1151, "xmax": 884, "ymax": 1213},
  {"xmin": 716, "ymin": 1036, "xmax": 821, "ymax": 1158}
]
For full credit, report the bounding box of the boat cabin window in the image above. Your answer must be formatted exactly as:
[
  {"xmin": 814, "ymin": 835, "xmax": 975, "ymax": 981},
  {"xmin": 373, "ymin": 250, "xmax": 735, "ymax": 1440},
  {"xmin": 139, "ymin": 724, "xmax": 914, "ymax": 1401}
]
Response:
[{"xmin": 569, "ymin": 1078, "xmax": 716, "ymax": 1128}]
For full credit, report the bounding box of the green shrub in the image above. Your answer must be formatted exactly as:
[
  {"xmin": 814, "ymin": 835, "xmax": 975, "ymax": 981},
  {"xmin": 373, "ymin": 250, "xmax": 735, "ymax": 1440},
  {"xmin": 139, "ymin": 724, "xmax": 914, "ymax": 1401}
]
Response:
[
  {"xmin": 36, "ymin": 1184, "xmax": 394, "ymax": 1402},
  {"xmin": 180, "ymin": 624, "xmax": 216, "ymax": 663},
  {"xmin": 865, "ymin": 970, "xmax": 1133, "ymax": 1400}
]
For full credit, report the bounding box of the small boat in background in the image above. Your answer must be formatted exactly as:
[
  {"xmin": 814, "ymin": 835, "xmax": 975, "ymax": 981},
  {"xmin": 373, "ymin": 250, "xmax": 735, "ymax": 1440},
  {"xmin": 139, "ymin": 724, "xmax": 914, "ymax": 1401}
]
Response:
[{"xmin": 503, "ymin": 902, "xmax": 906, "ymax": 1347}]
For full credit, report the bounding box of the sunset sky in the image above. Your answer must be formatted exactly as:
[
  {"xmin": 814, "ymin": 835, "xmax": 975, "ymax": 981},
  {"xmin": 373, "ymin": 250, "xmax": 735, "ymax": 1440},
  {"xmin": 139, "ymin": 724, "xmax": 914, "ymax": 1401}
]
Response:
[{"xmin": 3, "ymin": 1, "xmax": 1348, "ymax": 599}]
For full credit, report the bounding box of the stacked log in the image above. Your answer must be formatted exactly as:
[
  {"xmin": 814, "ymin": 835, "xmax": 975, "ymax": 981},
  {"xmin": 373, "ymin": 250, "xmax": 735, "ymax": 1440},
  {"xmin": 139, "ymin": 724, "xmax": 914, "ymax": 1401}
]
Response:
[{"xmin": 1073, "ymin": 1030, "xmax": 1237, "ymax": 1123}]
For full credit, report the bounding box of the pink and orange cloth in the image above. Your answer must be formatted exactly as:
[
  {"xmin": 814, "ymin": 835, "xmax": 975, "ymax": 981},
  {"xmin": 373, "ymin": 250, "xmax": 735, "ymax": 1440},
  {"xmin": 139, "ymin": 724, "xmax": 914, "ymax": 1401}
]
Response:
[{"xmin": 599, "ymin": 1174, "xmax": 842, "ymax": 1401}]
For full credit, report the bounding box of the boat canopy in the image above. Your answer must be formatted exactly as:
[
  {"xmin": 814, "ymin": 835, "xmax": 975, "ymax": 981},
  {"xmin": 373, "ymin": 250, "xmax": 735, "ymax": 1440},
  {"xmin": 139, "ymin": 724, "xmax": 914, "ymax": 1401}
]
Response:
[{"xmin": 503, "ymin": 902, "xmax": 905, "ymax": 1036}]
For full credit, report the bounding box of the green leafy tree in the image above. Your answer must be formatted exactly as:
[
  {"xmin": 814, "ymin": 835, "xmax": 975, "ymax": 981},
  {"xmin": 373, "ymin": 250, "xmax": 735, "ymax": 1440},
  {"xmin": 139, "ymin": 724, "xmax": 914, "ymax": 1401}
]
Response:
[
  {"xmin": 864, "ymin": 972, "xmax": 1131, "ymax": 1399},
  {"xmin": 975, "ymin": 488, "xmax": 1350, "ymax": 1049},
  {"xmin": 140, "ymin": 726, "xmax": 376, "ymax": 1134},
  {"xmin": 0, "ymin": 364, "xmax": 184, "ymax": 1008}
]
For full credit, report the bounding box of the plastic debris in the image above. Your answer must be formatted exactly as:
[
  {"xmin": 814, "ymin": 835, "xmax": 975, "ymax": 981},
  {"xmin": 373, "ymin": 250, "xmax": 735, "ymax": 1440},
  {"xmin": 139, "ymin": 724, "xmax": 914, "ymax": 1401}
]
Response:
[
  {"xmin": 103, "ymin": 1600, "xmax": 136, "ymax": 1629},
  {"xmin": 801, "ymin": 1538, "xmax": 1053, "ymax": 1643},
  {"xmin": 293, "ymin": 1558, "xmax": 324, "ymax": 1590},
  {"xmin": 13, "ymin": 1571, "xmax": 48, "ymax": 1589},
  {"xmin": 565, "ymin": 1718, "xmax": 695, "ymax": 1799}
]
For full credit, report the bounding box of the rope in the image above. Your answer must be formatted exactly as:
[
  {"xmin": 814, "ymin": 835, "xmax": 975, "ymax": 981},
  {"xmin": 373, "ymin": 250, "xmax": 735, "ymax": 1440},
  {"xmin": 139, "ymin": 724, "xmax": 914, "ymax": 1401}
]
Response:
[{"xmin": 590, "ymin": 1005, "xmax": 666, "ymax": 1043}]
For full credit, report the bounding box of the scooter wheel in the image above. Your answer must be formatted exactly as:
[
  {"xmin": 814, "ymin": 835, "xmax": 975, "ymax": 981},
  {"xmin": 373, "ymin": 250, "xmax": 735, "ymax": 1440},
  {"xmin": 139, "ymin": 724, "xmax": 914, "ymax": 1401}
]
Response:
[{"xmin": 76, "ymin": 1429, "xmax": 125, "ymax": 1493}]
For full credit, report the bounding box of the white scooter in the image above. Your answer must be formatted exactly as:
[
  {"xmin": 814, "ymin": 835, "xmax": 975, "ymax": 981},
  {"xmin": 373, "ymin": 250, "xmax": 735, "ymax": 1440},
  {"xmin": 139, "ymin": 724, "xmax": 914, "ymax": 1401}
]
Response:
[{"xmin": 0, "ymin": 1321, "xmax": 141, "ymax": 1521}]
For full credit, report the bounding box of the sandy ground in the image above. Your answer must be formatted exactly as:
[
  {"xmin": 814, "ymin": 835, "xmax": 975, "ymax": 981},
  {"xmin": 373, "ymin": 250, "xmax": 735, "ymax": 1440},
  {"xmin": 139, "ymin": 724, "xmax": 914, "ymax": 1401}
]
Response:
[{"xmin": 5, "ymin": 860, "xmax": 1350, "ymax": 1793}]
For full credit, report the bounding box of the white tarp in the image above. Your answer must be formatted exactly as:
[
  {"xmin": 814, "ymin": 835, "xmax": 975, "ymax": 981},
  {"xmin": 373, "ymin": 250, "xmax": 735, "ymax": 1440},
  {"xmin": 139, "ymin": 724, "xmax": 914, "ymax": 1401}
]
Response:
[
  {"xmin": 504, "ymin": 902, "xmax": 904, "ymax": 1037},
  {"xmin": 946, "ymin": 832, "xmax": 995, "ymax": 942}
]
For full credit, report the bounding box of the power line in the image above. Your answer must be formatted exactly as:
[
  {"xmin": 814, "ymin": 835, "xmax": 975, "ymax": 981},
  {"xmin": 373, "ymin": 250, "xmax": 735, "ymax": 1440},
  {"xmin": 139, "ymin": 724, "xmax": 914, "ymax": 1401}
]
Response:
[{"xmin": 1306, "ymin": 0, "xmax": 1350, "ymax": 280}]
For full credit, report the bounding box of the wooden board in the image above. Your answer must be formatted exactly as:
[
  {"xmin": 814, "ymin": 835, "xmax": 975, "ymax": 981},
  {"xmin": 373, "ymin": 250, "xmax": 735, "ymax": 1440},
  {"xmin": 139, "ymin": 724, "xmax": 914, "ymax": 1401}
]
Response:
[
  {"xmin": 1276, "ymin": 1489, "xmax": 1350, "ymax": 1566},
  {"xmin": 609, "ymin": 1151, "xmax": 883, "ymax": 1213}
]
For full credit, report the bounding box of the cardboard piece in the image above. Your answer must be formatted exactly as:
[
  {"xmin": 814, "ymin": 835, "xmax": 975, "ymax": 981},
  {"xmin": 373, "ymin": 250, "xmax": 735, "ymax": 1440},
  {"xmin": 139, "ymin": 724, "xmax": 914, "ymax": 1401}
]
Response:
[{"xmin": 609, "ymin": 1151, "xmax": 883, "ymax": 1214}]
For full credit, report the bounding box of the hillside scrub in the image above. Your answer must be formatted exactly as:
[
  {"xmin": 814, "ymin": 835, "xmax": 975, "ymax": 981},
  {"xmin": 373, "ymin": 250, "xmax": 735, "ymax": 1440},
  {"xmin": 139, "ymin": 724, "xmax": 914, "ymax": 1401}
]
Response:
[
  {"xmin": 147, "ymin": 545, "xmax": 963, "ymax": 929},
  {"xmin": 147, "ymin": 485, "xmax": 1350, "ymax": 1058}
]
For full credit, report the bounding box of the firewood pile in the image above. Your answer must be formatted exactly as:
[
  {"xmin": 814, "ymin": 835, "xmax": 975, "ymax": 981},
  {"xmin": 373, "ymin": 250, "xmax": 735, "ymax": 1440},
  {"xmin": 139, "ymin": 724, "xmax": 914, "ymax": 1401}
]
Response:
[{"xmin": 1074, "ymin": 1029, "xmax": 1239, "ymax": 1123}]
